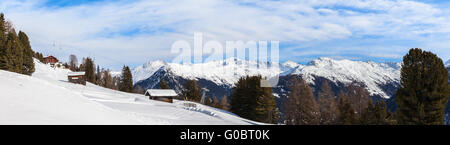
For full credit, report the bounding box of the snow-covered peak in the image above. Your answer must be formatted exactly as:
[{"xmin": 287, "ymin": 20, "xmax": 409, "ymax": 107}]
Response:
[
  {"xmin": 133, "ymin": 57, "xmax": 401, "ymax": 99},
  {"xmin": 289, "ymin": 58, "xmax": 401, "ymax": 98},
  {"xmin": 282, "ymin": 61, "xmax": 302, "ymax": 69},
  {"xmin": 445, "ymin": 59, "xmax": 450, "ymax": 67},
  {"xmin": 132, "ymin": 60, "xmax": 168, "ymax": 83},
  {"xmin": 133, "ymin": 57, "xmax": 285, "ymax": 85}
]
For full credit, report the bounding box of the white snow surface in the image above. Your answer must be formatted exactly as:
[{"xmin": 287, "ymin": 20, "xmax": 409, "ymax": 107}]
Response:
[
  {"xmin": 446, "ymin": 59, "xmax": 450, "ymax": 67},
  {"xmin": 133, "ymin": 57, "xmax": 401, "ymax": 99},
  {"xmin": 0, "ymin": 59, "xmax": 262, "ymax": 125},
  {"xmin": 145, "ymin": 89, "xmax": 178, "ymax": 97}
]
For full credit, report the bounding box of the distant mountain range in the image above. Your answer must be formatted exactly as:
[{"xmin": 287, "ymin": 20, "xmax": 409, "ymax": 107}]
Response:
[{"xmin": 132, "ymin": 57, "xmax": 401, "ymax": 99}]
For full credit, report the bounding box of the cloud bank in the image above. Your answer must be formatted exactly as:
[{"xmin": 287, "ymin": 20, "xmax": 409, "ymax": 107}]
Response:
[{"xmin": 1, "ymin": 0, "xmax": 449, "ymax": 69}]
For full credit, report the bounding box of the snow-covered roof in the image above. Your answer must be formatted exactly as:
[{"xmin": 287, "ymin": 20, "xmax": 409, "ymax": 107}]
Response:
[
  {"xmin": 145, "ymin": 89, "xmax": 178, "ymax": 97},
  {"xmin": 68, "ymin": 72, "xmax": 85, "ymax": 76}
]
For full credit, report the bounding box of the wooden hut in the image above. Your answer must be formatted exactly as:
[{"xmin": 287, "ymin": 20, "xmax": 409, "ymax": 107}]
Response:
[
  {"xmin": 68, "ymin": 72, "xmax": 86, "ymax": 85},
  {"xmin": 144, "ymin": 89, "xmax": 178, "ymax": 103}
]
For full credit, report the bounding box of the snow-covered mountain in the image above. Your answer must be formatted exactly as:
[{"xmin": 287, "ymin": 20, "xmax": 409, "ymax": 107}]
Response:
[
  {"xmin": 133, "ymin": 57, "xmax": 401, "ymax": 99},
  {"xmin": 285, "ymin": 58, "xmax": 401, "ymax": 98},
  {"xmin": 133, "ymin": 58, "xmax": 283, "ymax": 85},
  {"xmin": 0, "ymin": 59, "xmax": 261, "ymax": 125}
]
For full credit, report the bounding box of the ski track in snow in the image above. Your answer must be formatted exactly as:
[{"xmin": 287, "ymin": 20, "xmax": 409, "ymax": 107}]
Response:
[{"xmin": 0, "ymin": 59, "xmax": 261, "ymax": 125}]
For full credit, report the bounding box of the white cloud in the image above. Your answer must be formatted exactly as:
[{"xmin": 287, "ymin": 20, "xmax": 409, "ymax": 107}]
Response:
[{"xmin": 0, "ymin": 0, "xmax": 449, "ymax": 68}]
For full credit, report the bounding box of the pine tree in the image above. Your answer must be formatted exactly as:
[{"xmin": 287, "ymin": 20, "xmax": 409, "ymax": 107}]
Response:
[
  {"xmin": 396, "ymin": 48, "xmax": 450, "ymax": 125},
  {"xmin": 4, "ymin": 29, "xmax": 23, "ymax": 73},
  {"xmin": 256, "ymin": 84, "xmax": 279, "ymax": 124},
  {"xmin": 82, "ymin": 57, "xmax": 95, "ymax": 83},
  {"xmin": 18, "ymin": 31, "xmax": 34, "ymax": 75},
  {"xmin": 160, "ymin": 77, "xmax": 170, "ymax": 89},
  {"xmin": 0, "ymin": 16, "xmax": 34, "ymax": 75},
  {"xmin": 38, "ymin": 53, "xmax": 44, "ymax": 63},
  {"xmin": 0, "ymin": 13, "xmax": 8, "ymax": 70},
  {"xmin": 119, "ymin": 65, "xmax": 133, "ymax": 93},
  {"xmin": 230, "ymin": 76, "xmax": 279, "ymax": 124},
  {"xmin": 182, "ymin": 80, "xmax": 202, "ymax": 102}
]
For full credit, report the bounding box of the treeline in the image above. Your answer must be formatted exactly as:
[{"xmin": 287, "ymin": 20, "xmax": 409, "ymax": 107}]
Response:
[
  {"xmin": 282, "ymin": 78, "xmax": 395, "ymax": 125},
  {"xmin": 281, "ymin": 48, "xmax": 449, "ymax": 125},
  {"xmin": 0, "ymin": 13, "xmax": 35, "ymax": 75},
  {"xmin": 66, "ymin": 54, "xmax": 134, "ymax": 93},
  {"xmin": 166, "ymin": 78, "xmax": 231, "ymax": 112}
]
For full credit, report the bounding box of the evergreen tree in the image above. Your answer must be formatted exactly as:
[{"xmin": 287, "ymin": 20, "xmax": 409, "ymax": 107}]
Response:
[
  {"xmin": 38, "ymin": 53, "xmax": 44, "ymax": 63},
  {"xmin": 0, "ymin": 13, "xmax": 8, "ymax": 70},
  {"xmin": 256, "ymin": 83, "xmax": 279, "ymax": 124},
  {"xmin": 82, "ymin": 57, "xmax": 95, "ymax": 83},
  {"xmin": 230, "ymin": 76, "xmax": 279, "ymax": 124},
  {"xmin": 160, "ymin": 77, "xmax": 170, "ymax": 89},
  {"xmin": 18, "ymin": 31, "xmax": 34, "ymax": 75},
  {"xmin": 4, "ymin": 29, "xmax": 23, "ymax": 73},
  {"xmin": 396, "ymin": 48, "xmax": 449, "ymax": 125},
  {"xmin": 119, "ymin": 65, "xmax": 133, "ymax": 93},
  {"xmin": 182, "ymin": 80, "xmax": 202, "ymax": 102},
  {"xmin": 0, "ymin": 14, "xmax": 34, "ymax": 75}
]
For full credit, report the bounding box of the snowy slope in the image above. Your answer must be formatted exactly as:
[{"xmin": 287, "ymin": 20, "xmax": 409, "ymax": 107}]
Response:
[
  {"xmin": 0, "ymin": 59, "xmax": 261, "ymax": 125},
  {"xmin": 133, "ymin": 57, "xmax": 401, "ymax": 99}
]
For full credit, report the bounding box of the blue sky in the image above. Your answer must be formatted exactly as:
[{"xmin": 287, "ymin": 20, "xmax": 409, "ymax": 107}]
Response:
[{"xmin": 1, "ymin": 0, "xmax": 449, "ymax": 69}]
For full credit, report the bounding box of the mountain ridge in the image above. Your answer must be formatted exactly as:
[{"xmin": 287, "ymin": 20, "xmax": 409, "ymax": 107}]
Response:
[{"xmin": 133, "ymin": 57, "xmax": 402, "ymax": 99}]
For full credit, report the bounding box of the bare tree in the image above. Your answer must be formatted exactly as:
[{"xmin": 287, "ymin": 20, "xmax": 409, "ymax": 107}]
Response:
[{"xmin": 69, "ymin": 54, "xmax": 78, "ymax": 71}]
